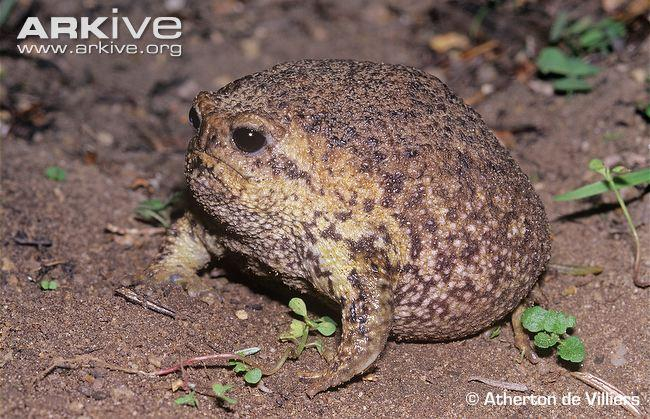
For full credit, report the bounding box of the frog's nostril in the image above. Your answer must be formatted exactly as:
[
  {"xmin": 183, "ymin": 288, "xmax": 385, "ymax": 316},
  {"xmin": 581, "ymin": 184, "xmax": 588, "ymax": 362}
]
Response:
[{"xmin": 197, "ymin": 133, "xmax": 219, "ymax": 154}]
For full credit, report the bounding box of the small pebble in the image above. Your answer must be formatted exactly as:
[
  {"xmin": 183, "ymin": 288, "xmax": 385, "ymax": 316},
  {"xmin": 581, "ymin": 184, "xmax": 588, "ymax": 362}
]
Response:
[
  {"xmin": 148, "ymin": 355, "xmax": 162, "ymax": 368},
  {"xmin": 610, "ymin": 341, "xmax": 627, "ymax": 367},
  {"xmin": 631, "ymin": 68, "xmax": 647, "ymax": 84},
  {"xmin": 235, "ymin": 309, "xmax": 248, "ymax": 320},
  {"xmin": 96, "ymin": 131, "xmax": 114, "ymax": 147},
  {"xmin": 111, "ymin": 385, "xmax": 135, "ymax": 400},
  {"xmin": 68, "ymin": 401, "xmax": 84, "ymax": 414}
]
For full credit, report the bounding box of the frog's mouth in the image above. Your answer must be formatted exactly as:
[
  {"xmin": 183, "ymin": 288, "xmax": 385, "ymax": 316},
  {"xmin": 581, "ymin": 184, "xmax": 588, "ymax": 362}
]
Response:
[{"xmin": 187, "ymin": 151, "xmax": 250, "ymax": 181}]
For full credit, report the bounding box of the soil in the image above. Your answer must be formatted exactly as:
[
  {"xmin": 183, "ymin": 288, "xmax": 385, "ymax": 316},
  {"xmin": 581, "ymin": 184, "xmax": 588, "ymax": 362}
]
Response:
[{"xmin": 1, "ymin": 0, "xmax": 649, "ymax": 417}]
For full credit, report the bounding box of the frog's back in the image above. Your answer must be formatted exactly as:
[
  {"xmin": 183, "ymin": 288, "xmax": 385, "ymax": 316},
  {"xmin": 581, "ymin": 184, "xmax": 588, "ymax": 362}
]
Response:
[{"xmin": 214, "ymin": 59, "xmax": 551, "ymax": 340}]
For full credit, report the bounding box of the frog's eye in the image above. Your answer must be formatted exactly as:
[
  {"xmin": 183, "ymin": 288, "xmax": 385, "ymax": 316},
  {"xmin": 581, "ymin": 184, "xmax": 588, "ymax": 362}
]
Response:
[
  {"xmin": 188, "ymin": 106, "xmax": 201, "ymax": 130},
  {"xmin": 231, "ymin": 127, "xmax": 267, "ymax": 153}
]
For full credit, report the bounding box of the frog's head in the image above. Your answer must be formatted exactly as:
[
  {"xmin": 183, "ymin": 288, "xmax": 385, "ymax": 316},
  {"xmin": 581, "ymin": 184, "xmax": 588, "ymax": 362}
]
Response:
[
  {"xmin": 185, "ymin": 87, "xmax": 323, "ymax": 235},
  {"xmin": 185, "ymin": 60, "xmax": 412, "ymax": 256}
]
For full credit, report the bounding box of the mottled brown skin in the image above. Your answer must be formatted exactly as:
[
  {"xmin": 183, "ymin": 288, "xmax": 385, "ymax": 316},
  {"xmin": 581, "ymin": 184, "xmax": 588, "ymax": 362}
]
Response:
[{"xmin": 140, "ymin": 59, "xmax": 551, "ymax": 396}]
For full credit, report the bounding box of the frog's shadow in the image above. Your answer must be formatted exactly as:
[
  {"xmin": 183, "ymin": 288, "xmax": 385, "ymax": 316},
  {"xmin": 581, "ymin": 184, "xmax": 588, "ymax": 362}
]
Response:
[{"xmin": 203, "ymin": 256, "xmax": 339, "ymax": 326}]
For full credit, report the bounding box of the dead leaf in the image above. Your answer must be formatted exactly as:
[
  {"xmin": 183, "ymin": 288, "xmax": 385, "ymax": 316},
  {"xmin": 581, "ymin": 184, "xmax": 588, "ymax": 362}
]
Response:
[
  {"xmin": 460, "ymin": 40, "xmax": 499, "ymax": 60},
  {"xmin": 429, "ymin": 32, "xmax": 470, "ymax": 54},
  {"xmin": 129, "ymin": 177, "xmax": 154, "ymax": 193}
]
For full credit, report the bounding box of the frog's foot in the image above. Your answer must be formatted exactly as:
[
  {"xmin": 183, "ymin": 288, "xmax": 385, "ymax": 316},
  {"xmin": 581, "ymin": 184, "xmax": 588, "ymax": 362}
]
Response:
[
  {"xmin": 304, "ymin": 269, "xmax": 394, "ymax": 397},
  {"xmin": 141, "ymin": 264, "xmax": 214, "ymax": 296},
  {"xmin": 117, "ymin": 213, "xmax": 218, "ymax": 316},
  {"xmin": 511, "ymin": 303, "xmax": 538, "ymax": 364}
]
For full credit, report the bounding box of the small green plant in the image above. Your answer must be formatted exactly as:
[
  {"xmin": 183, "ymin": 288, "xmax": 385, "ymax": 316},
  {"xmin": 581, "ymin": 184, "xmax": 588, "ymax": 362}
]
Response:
[
  {"xmin": 521, "ymin": 306, "xmax": 585, "ymax": 363},
  {"xmin": 212, "ymin": 383, "xmax": 237, "ymax": 405},
  {"xmin": 39, "ymin": 279, "xmax": 58, "ymax": 291},
  {"xmin": 174, "ymin": 390, "xmax": 198, "ymax": 408},
  {"xmin": 135, "ymin": 192, "xmax": 181, "ymax": 228},
  {"xmin": 228, "ymin": 347, "xmax": 263, "ymax": 385},
  {"xmin": 536, "ymin": 13, "xmax": 626, "ymax": 93},
  {"xmin": 550, "ymin": 12, "xmax": 626, "ymax": 54},
  {"xmin": 489, "ymin": 326, "xmax": 501, "ymax": 339},
  {"xmin": 279, "ymin": 297, "xmax": 337, "ymax": 357},
  {"xmin": 229, "ymin": 360, "xmax": 262, "ymax": 385},
  {"xmin": 156, "ymin": 298, "xmax": 338, "ymax": 410},
  {"xmin": 536, "ymin": 47, "xmax": 598, "ymax": 92},
  {"xmin": 44, "ymin": 166, "xmax": 66, "ymax": 181},
  {"xmin": 555, "ymin": 160, "xmax": 649, "ymax": 283}
]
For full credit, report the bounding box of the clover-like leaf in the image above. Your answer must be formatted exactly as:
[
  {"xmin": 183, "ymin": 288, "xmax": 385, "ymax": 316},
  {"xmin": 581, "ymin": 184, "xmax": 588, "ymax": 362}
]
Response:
[
  {"xmin": 557, "ymin": 336, "xmax": 585, "ymax": 363},
  {"xmin": 243, "ymin": 368, "xmax": 262, "ymax": 384},
  {"xmin": 542, "ymin": 310, "xmax": 576, "ymax": 335},
  {"xmin": 521, "ymin": 306, "xmax": 547, "ymax": 333},
  {"xmin": 533, "ymin": 331, "xmax": 560, "ymax": 349}
]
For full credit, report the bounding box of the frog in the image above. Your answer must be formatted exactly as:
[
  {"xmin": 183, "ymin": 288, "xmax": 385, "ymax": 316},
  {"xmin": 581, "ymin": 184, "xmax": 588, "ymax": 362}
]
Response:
[{"xmin": 133, "ymin": 59, "xmax": 551, "ymax": 396}]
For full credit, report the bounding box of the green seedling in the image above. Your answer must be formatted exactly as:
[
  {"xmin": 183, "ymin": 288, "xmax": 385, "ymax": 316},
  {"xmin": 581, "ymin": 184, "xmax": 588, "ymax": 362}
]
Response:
[
  {"xmin": 135, "ymin": 192, "xmax": 181, "ymax": 228},
  {"xmin": 228, "ymin": 347, "xmax": 263, "ymax": 385},
  {"xmin": 44, "ymin": 166, "xmax": 66, "ymax": 181},
  {"xmin": 212, "ymin": 384, "xmax": 237, "ymax": 405},
  {"xmin": 174, "ymin": 390, "xmax": 198, "ymax": 408},
  {"xmin": 228, "ymin": 360, "xmax": 262, "ymax": 385},
  {"xmin": 489, "ymin": 326, "xmax": 501, "ymax": 339},
  {"xmin": 158, "ymin": 300, "xmax": 338, "ymax": 407},
  {"xmin": 555, "ymin": 160, "xmax": 649, "ymax": 283},
  {"xmin": 550, "ymin": 12, "xmax": 626, "ymax": 53},
  {"xmin": 521, "ymin": 306, "xmax": 585, "ymax": 363},
  {"xmin": 39, "ymin": 279, "xmax": 58, "ymax": 291},
  {"xmin": 279, "ymin": 297, "xmax": 337, "ymax": 358},
  {"xmin": 536, "ymin": 47, "xmax": 598, "ymax": 93},
  {"xmin": 537, "ymin": 13, "xmax": 625, "ymax": 93}
]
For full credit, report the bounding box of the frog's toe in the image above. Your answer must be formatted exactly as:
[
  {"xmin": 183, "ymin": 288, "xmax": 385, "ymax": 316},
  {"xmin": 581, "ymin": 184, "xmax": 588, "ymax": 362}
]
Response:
[
  {"xmin": 142, "ymin": 266, "xmax": 212, "ymax": 294},
  {"xmin": 306, "ymin": 374, "xmax": 339, "ymax": 398},
  {"xmin": 297, "ymin": 369, "xmax": 325, "ymax": 381}
]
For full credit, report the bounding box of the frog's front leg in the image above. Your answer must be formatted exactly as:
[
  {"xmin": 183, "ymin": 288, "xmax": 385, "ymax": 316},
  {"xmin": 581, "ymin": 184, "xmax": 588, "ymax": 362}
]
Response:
[
  {"xmin": 305, "ymin": 264, "xmax": 394, "ymax": 397},
  {"xmin": 137, "ymin": 211, "xmax": 224, "ymax": 291}
]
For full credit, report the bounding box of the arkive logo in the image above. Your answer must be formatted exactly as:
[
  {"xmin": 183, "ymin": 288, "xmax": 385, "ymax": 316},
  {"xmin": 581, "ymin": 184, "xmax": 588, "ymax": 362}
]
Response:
[
  {"xmin": 17, "ymin": 8, "xmax": 181, "ymax": 40},
  {"xmin": 16, "ymin": 8, "xmax": 183, "ymax": 57}
]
